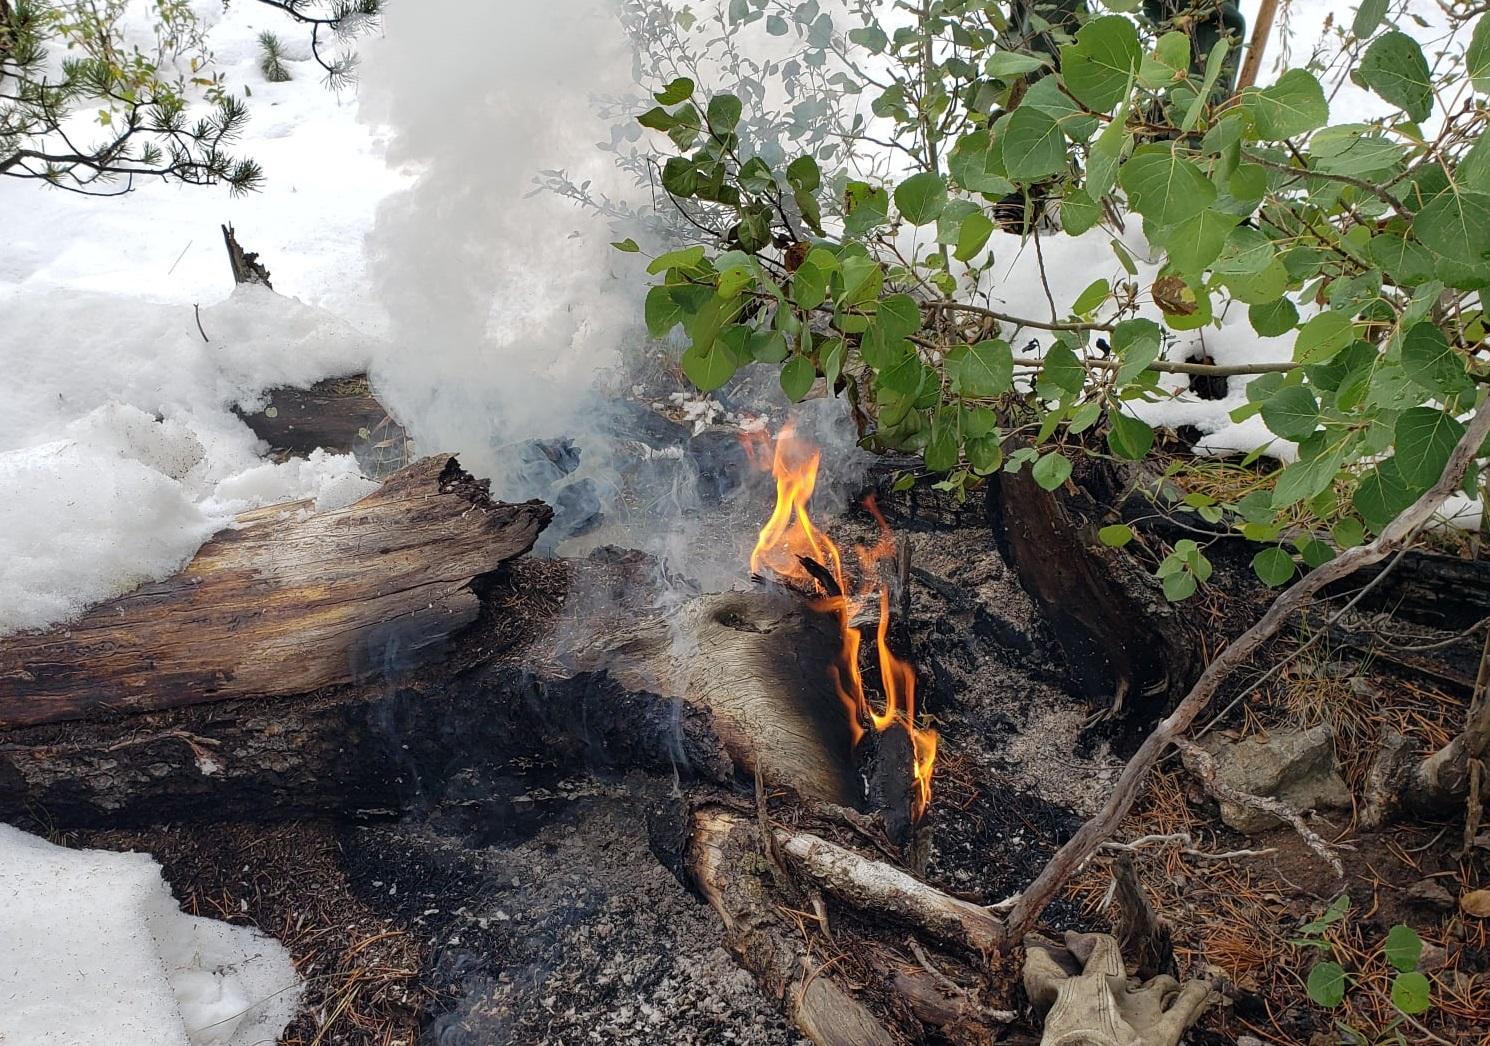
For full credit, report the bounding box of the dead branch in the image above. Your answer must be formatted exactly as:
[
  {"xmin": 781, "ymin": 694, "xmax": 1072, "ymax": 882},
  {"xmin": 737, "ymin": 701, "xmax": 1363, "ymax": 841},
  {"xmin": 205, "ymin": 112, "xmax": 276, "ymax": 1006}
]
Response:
[{"xmin": 774, "ymin": 826, "xmax": 1005, "ymax": 955}]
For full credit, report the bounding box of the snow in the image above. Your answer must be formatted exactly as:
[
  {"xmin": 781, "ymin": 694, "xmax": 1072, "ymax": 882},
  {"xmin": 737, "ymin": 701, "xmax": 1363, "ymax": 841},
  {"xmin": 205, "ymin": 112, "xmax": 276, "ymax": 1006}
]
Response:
[
  {"xmin": 0, "ymin": 285, "xmax": 382, "ymax": 635},
  {"xmin": 0, "ymin": 824, "xmax": 301, "ymax": 1046}
]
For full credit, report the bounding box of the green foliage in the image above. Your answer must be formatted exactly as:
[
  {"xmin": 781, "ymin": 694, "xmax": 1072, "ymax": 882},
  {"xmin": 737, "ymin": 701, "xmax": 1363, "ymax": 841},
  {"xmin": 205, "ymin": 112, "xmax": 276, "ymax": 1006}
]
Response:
[
  {"xmin": 625, "ymin": 0, "xmax": 1490, "ymax": 604},
  {"xmin": 1292, "ymin": 898, "xmax": 1437, "ymax": 1033}
]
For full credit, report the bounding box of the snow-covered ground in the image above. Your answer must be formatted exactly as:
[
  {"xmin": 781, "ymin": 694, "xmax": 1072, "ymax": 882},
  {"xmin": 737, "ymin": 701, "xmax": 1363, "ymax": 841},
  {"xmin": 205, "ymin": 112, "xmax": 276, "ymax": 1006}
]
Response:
[{"xmin": 0, "ymin": 825, "xmax": 301, "ymax": 1045}]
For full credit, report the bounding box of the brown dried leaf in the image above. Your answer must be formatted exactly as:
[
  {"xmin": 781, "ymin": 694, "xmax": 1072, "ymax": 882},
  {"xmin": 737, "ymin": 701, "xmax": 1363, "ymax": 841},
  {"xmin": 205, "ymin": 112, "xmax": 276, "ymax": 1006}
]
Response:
[
  {"xmin": 1152, "ymin": 275, "xmax": 1197, "ymax": 316},
  {"xmin": 1462, "ymin": 888, "xmax": 1490, "ymax": 918}
]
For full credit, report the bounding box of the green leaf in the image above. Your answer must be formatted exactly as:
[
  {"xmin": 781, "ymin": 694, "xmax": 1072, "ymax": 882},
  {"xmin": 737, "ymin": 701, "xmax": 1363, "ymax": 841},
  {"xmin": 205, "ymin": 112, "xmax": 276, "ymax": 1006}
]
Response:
[
  {"xmin": 787, "ymin": 155, "xmax": 820, "ymax": 193},
  {"xmin": 1250, "ymin": 298, "xmax": 1299, "ymax": 337},
  {"xmin": 1261, "ymin": 385, "xmax": 1319, "ymax": 441},
  {"xmin": 1254, "ymin": 545, "xmax": 1298, "ymax": 587},
  {"xmin": 986, "ymin": 51, "xmax": 1048, "ymax": 77},
  {"xmin": 706, "ymin": 93, "xmax": 742, "ymax": 133},
  {"xmin": 638, "ymin": 106, "xmax": 677, "ymax": 132},
  {"xmin": 611, "ymin": 238, "xmax": 640, "ymax": 253},
  {"xmin": 1332, "ymin": 517, "xmax": 1366, "ymax": 548},
  {"xmin": 1401, "ymin": 321, "xmax": 1473, "ymax": 398},
  {"xmin": 1183, "ymin": 39, "xmax": 1230, "ymax": 130},
  {"xmin": 947, "ymin": 130, "xmax": 1016, "ymax": 195},
  {"xmin": 1099, "ymin": 523, "xmax": 1135, "ymax": 547},
  {"xmin": 1244, "ymin": 69, "xmax": 1329, "ymax": 139},
  {"xmin": 844, "ymin": 182, "xmax": 890, "ymax": 237},
  {"xmin": 1416, "ymin": 189, "xmax": 1490, "ymax": 268},
  {"xmin": 1108, "ymin": 412, "xmax": 1154, "ymax": 459},
  {"xmin": 958, "ymin": 339, "xmax": 1014, "ymax": 396},
  {"xmin": 1354, "ymin": 461, "xmax": 1416, "ymax": 530},
  {"xmin": 1113, "ymin": 317, "xmax": 1163, "ymax": 384},
  {"xmin": 1470, "ymin": 15, "xmax": 1490, "ymax": 93},
  {"xmin": 1059, "ymin": 15, "xmax": 1141, "ymax": 113},
  {"xmin": 954, "ymin": 211, "xmax": 995, "ymax": 262},
  {"xmin": 654, "ymin": 77, "xmax": 694, "ymax": 105},
  {"xmin": 1162, "ymin": 570, "xmax": 1198, "ymax": 601},
  {"xmin": 1359, "ymin": 31, "xmax": 1433, "ymax": 122},
  {"xmin": 681, "ymin": 340, "xmax": 738, "ymax": 391},
  {"xmin": 781, "ymin": 356, "xmax": 816, "ymax": 401},
  {"xmin": 1163, "ymin": 208, "xmax": 1241, "ymax": 274},
  {"xmin": 645, "ymin": 285, "xmax": 684, "ymax": 336},
  {"xmin": 648, "ymin": 245, "xmax": 706, "ymax": 275},
  {"xmin": 1391, "ymin": 971, "xmax": 1431, "ymax": 1015},
  {"xmin": 1003, "ymin": 106, "xmax": 1066, "ymax": 180},
  {"xmin": 1394, "ymin": 408, "xmax": 1465, "ymax": 488},
  {"xmin": 1062, "ymin": 188, "xmax": 1101, "ymax": 235},
  {"xmin": 925, "ymin": 409, "xmax": 959, "ymax": 472},
  {"xmin": 1119, "ymin": 145, "xmax": 1217, "ymax": 227},
  {"xmin": 966, "ymin": 433, "xmax": 1003, "ymax": 472},
  {"xmin": 1294, "ymin": 312, "xmax": 1355, "ymax": 365},
  {"xmin": 1073, "ymin": 279, "xmax": 1110, "ymax": 315},
  {"xmin": 1353, "ymin": 0, "xmax": 1388, "ymax": 37},
  {"xmin": 1384, "ymin": 925, "xmax": 1424, "ymax": 974},
  {"xmin": 751, "ymin": 330, "xmax": 789, "ymax": 364},
  {"xmin": 1038, "ymin": 342, "xmax": 1085, "ymax": 398},
  {"xmin": 1031, "ymin": 452, "xmax": 1073, "ymax": 491},
  {"xmin": 894, "ymin": 172, "xmax": 947, "ymax": 226}
]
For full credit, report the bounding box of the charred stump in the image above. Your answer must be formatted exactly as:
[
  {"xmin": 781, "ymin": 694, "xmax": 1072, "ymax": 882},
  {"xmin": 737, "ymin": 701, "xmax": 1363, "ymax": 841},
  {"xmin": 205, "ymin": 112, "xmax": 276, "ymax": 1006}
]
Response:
[{"xmin": 986, "ymin": 459, "xmax": 1200, "ymax": 721}]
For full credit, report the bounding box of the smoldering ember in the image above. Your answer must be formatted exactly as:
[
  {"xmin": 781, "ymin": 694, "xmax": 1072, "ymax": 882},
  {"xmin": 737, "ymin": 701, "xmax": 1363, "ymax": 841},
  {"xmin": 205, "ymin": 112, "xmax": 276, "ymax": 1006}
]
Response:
[{"xmin": 5, "ymin": 2, "xmax": 1490, "ymax": 1045}]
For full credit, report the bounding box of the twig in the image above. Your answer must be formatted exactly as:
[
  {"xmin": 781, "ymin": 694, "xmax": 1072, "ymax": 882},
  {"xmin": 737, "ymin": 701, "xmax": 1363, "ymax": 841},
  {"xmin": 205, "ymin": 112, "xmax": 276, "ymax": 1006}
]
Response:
[
  {"xmin": 1001, "ymin": 405, "xmax": 1490, "ymax": 945},
  {"xmin": 193, "ymin": 303, "xmax": 209, "ymax": 344},
  {"xmin": 1237, "ymin": 0, "xmax": 1281, "ymax": 91}
]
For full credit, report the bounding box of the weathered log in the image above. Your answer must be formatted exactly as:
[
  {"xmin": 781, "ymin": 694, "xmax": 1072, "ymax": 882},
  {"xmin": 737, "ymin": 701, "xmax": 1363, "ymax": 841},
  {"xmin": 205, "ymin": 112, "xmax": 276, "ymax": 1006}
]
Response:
[
  {"xmin": 0, "ymin": 455, "xmax": 550, "ymax": 729},
  {"xmin": 560, "ymin": 587, "xmax": 864, "ymax": 808},
  {"xmin": 0, "ymin": 547, "xmax": 879, "ymax": 828},
  {"xmin": 236, "ymin": 373, "xmax": 410, "ymax": 472}
]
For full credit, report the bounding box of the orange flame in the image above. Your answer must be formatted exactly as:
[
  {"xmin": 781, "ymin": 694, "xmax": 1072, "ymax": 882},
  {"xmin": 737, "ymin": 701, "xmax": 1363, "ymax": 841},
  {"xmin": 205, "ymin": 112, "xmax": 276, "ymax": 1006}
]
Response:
[{"xmin": 747, "ymin": 424, "xmax": 938, "ymax": 817}]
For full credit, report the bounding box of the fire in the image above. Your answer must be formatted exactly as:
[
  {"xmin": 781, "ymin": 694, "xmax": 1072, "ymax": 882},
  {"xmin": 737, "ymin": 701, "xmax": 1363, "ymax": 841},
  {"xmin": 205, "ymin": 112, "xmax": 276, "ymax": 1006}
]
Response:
[{"xmin": 747, "ymin": 424, "xmax": 938, "ymax": 817}]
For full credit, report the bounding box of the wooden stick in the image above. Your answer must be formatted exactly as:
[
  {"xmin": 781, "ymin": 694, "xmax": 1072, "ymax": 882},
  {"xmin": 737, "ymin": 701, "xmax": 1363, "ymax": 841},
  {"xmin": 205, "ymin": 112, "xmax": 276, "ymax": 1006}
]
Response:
[{"xmin": 1237, "ymin": 0, "xmax": 1281, "ymax": 91}]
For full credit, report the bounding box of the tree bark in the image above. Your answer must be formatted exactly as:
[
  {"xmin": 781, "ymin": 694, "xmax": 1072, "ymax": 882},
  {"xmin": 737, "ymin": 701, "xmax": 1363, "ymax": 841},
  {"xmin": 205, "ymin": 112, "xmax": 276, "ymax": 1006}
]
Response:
[{"xmin": 236, "ymin": 373, "xmax": 410, "ymax": 473}]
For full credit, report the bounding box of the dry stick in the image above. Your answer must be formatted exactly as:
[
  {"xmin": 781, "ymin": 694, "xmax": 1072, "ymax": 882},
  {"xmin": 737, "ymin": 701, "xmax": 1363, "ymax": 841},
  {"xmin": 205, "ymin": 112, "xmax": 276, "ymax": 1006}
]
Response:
[
  {"xmin": 1236, "ymin": 0, "xmax": 1282, "ymax": 92},
  {"xmin": 1001, "ymin": 405, "xmax": 1490, "ymax": 946}
]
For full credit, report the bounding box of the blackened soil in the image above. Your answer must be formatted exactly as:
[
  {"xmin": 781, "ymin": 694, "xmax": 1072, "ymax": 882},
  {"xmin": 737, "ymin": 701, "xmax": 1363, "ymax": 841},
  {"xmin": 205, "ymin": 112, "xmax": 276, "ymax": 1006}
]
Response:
[{"xmin": 340, "ymin": 773, "xmax": 807, "ymax": 1046}]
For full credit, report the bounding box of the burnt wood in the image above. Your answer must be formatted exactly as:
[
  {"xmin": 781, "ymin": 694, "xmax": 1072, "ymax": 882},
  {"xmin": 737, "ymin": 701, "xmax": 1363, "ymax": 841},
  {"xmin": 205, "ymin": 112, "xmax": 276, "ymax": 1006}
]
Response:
[
  {"xmin": 0, "ymin": 455, "xmax": 550, "ymax": 729},
  {"xmin": 986, "ymin": 461, "xmax": 1200, "ymax": 718}
]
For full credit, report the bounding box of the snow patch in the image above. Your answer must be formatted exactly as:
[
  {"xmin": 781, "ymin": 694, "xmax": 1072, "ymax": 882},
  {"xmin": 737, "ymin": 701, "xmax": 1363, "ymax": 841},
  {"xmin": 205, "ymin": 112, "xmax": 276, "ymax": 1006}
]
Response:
[
  {"xmin": 0, "ymin": 824, "xmax": 301, "ymax": 1046},
  {"xmin": 0, "ymin": 287, "xmax": 382, "ymax": 635}
]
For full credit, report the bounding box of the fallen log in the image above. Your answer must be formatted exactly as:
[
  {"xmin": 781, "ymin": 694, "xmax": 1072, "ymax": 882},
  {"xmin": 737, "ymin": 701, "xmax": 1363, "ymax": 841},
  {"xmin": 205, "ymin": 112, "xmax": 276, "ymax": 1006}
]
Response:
[
  {"xmin": 0, "ymin": 540, "xmax": 885, "ymax": 827},
  {"xmin": 236, "ymin": 373, "xmax": 410, "ymax": 473},
  {"xmin": 0, "ymin": 455, "xmax": 550, "ymax": 729}
]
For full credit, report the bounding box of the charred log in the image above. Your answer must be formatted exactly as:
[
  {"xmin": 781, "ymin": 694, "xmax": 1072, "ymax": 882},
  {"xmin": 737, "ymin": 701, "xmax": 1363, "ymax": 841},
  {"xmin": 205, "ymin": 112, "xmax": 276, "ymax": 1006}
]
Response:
[{"xmin": 236, "ymin": 373, "xmax": 410, "ymax": 474}]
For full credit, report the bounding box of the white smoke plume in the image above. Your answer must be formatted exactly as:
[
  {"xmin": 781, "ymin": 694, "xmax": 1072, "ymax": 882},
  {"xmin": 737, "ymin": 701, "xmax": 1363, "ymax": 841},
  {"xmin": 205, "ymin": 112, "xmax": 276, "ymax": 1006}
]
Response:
[{"xmin": 358, "ymin": 0, "xmax": 644, "ymax": 491}]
